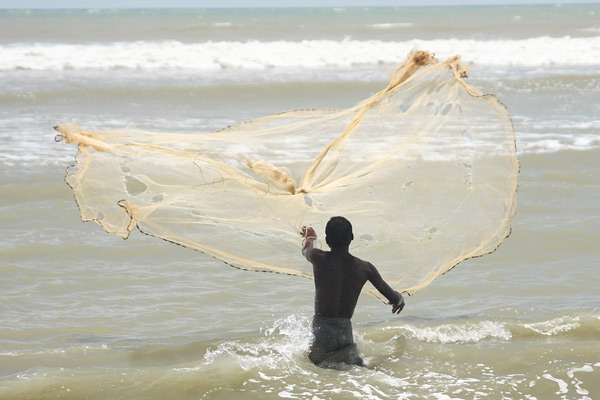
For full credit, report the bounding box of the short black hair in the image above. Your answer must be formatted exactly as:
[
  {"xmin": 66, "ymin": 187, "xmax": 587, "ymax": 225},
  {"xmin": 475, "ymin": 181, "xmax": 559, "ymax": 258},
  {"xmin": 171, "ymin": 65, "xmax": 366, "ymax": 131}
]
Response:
[{"xmin": 325, "ymin": 216, "xmax": 353, "ymax": 248}]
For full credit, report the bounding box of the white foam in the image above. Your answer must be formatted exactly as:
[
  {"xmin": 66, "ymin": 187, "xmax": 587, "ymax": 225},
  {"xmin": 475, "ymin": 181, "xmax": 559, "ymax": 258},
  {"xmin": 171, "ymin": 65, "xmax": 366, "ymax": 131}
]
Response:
[
  {"xmin": 388, "ymin": 320, "xmax": 512, "ymax": 344},
  {"xmin": 516, "ymin": 129, "xmax": 600, "ymax": 155},
  {"xmin": 523, "ymin": 316, "xmax": 580, "ymax": 336},
  {"xmin": 2, "ymin": 36, "xmax": 600, "ymax": 72},
  {"xmin": 542, "ymin": 374, "xmax": 569, "ymax": 395},
  {"xmin": 203, "ymin": 314, "xmax": 312, "ymax": 370},
  {"xmin": 366, "ymin": 23, "xmax": 413, "ymax": 29},
  {"xmin": 212, "ymin": 22, "xmax": 236, "ymax": 28},
  {"xmin": 581, "ymin": 26, "xmax": 600, "ymax": 33},
  {"xmin": 567, "ymin": 365, "xmax": 594, "ymax": 396}
]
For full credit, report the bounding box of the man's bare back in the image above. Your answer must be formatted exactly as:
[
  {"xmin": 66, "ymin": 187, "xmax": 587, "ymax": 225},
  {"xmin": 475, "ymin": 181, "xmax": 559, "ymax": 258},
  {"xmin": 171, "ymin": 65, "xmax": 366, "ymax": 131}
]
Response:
[{"xmin": 302, "ymin": 223, "xmax": 404, "ymax": 318}]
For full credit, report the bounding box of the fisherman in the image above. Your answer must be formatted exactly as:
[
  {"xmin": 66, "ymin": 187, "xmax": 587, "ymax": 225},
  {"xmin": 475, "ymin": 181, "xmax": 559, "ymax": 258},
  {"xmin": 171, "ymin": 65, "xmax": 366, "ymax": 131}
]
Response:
[{"xmin": 301, "ymin": 216, "xmax": 404, "ymax": 369}]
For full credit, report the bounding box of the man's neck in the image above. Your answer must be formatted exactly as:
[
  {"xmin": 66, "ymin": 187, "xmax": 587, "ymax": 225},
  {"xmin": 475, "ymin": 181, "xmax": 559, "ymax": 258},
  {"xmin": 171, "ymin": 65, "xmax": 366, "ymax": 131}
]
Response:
[{"xmin": 329, "ymin": 246, "xmax": 350, "ymax": 255}]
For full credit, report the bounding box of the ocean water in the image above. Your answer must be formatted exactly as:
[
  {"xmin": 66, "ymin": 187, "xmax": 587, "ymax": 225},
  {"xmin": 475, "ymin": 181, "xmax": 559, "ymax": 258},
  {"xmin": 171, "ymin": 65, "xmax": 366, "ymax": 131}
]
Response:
[{"xmin": 1, "ymin": 5, "xmax": 599, "ymax": 400}]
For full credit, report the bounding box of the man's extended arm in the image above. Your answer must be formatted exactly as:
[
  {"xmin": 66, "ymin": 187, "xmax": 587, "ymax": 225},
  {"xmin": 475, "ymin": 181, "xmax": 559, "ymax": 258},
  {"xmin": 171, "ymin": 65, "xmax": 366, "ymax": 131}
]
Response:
[{"xmin": 367, "ymin": 263, "xmax": 405, "ymax": 314}]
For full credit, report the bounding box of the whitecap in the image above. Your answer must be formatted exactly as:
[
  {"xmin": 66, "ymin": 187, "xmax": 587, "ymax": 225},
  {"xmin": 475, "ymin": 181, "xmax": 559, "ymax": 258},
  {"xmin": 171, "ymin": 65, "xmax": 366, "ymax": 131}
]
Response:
[
  {"xmin": 366, "ymin": 23, "xmax": 413, "ymax": 29},
  {"xmin": 2, "ymin": 36, "xmax": 600, "ymax": 72},
  {"xmin": 386, "ymin": 320, "xmax": 512, "ymax": 344},
  {"xmin": 523, "ymin": 316, "xmax": 580, "ymax": 336}
]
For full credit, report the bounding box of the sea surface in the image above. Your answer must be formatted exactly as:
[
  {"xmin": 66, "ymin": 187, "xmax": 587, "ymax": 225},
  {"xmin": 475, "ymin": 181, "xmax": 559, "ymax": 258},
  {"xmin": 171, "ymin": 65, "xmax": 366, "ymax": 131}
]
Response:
[{"xmin": 1, "ymin": 4, "xmax": 599, "ymax": 400}]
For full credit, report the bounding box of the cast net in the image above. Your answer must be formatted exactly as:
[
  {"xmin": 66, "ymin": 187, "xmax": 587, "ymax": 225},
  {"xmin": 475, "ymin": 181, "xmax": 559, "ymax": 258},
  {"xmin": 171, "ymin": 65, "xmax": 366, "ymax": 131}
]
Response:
[{"xmin": 55, "ymin": 50, "xmax": 518, "ymax": 299}]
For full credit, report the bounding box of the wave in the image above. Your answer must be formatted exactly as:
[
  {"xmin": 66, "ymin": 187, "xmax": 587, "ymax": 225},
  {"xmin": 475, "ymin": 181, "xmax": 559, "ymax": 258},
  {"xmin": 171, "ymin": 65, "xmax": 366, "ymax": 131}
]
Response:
[
  {"xmin": 1, "ymin": 36, "xmax": 600, "ymax": 72},
  {"xmin": 371, "ymin": 311, "xmax": 600, "ymax": 344},
  {"xmin": 378, "ymin": 320, "xmax": 513, "ymax": 344}
]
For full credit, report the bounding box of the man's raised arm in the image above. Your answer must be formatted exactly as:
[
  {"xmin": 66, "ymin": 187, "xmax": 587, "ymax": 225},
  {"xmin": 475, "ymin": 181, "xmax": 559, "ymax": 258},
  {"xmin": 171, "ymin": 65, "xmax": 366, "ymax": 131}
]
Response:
[{"xmin": 300, "ymin": 226, "xmax": 317, "ymax": 260}]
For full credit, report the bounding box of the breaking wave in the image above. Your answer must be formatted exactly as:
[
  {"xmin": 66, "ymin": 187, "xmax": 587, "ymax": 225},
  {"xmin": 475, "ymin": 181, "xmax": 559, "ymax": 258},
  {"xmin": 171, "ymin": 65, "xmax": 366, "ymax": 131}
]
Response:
[{"xmin": 2, "ymin": 36, "xmax": 600, "ymax": 72}]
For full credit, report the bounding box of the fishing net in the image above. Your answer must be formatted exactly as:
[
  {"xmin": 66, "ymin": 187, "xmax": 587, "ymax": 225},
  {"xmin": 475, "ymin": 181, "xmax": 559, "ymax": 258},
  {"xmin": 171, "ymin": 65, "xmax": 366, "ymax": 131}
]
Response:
[{"xmin": 55, "ymin": 50, "xmax": 518, "ymax": 299}]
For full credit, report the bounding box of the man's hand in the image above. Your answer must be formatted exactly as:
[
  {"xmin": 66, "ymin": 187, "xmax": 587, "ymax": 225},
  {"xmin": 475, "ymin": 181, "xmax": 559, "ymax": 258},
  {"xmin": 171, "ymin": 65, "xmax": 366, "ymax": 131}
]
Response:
[
  {"xmin": 300, "ymin": 226, "xmax": 316, "ymax": 239},
  {"xmin": 301, "ymin": 226, "xmax": 317, "ymax": 259},
  {"xmin": 390, "ymin": 292, "xmax": 405, "ymax": 314}
]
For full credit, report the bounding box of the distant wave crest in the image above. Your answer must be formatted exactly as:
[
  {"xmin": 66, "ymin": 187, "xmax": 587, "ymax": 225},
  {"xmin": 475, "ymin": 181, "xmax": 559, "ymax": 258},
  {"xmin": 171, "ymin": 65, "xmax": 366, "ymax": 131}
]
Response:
[{"xmin": 1, "ymin": 36, "xmax": 599, "ymax": 72}]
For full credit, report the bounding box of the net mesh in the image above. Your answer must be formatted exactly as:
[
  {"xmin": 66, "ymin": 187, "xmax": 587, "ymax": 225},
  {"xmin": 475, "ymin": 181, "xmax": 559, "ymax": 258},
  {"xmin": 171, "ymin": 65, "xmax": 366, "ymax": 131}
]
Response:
[{"xmin": 56, "ymin": 50, "xmax": 519, "ymax": 299}]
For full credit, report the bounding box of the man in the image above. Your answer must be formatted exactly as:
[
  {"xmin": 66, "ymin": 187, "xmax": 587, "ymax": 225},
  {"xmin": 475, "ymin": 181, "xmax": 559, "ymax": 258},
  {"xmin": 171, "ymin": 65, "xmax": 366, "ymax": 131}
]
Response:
[{"xmin": 301, "ymin": 216, "xmax": 404, "ymax": 369}]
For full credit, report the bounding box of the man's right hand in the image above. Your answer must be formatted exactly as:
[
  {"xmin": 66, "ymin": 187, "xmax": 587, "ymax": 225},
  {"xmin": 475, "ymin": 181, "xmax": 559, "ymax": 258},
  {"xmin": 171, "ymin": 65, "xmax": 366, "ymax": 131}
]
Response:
[{"xmin": 391, "ymin": 293, "xmax": 405, "ymax": 314}]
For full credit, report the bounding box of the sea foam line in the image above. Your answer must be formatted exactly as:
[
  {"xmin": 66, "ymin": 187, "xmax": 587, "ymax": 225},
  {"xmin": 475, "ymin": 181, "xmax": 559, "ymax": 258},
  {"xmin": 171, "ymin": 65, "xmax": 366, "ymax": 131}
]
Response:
[
  {"xmin": 1, "ymin": 36, "xmax": 600, "ymax": 71},
  {"xmin": 382, "ymin": 321, "xmax": 513, "ymax": 344}
]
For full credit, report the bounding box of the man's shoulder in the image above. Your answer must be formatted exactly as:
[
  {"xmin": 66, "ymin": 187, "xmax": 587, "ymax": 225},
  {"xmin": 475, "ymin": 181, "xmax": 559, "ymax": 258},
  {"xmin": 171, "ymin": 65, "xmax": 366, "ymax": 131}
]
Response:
[
  {"xmin": 305, "ymin": 247, "xmax": 327, "ymax": 262},
  {"xmin": 351, "ymin": 254, "xmax": 372, "ymax": 267},
  {"xmin": 352, "ymin": 256, "xmax": 378, "ymax": 274}
]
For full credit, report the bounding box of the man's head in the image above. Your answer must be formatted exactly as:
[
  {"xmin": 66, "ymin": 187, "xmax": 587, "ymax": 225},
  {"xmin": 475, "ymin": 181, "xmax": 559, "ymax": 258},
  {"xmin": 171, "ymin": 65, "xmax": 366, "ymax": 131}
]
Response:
[{"xmin": 325, "ymin": 216, "xmax": 354, "ymax": 249}]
